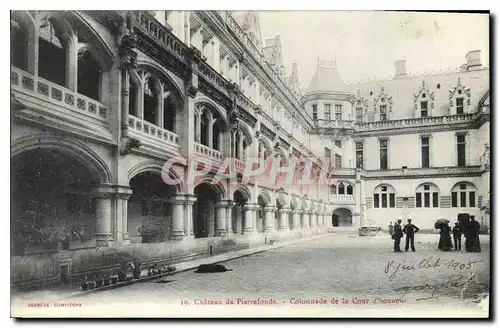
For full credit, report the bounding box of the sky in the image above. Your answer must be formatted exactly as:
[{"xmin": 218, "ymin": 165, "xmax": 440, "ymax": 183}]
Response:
[{"xmin": 258, "ymin": 11, "xmax": 490, "ymax": 90}]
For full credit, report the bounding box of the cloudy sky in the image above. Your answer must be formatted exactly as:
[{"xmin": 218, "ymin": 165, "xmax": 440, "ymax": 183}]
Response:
[{"xmin": 258, "ymin": 11, "xmax": 489, "ymax": 89}]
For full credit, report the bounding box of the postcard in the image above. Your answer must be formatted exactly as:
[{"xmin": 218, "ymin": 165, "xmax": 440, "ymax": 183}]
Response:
[{"xmin": 10, "ymin": 9, "xmax": 490, "ymax": 318}]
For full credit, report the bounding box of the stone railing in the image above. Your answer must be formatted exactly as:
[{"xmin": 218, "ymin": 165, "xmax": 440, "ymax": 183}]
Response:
[
  {"xmin": 329, "ymin": 194, "xmax": 355, "ymax": 204},
  {"xmin": 194, "ymin": 142, "xmax": 223, "ymax": 161},
  {"xmin": 11, "ymin": 66, "xmax": 108, "ymax": 122},
  {"xmin": 198, "ymin": 59, "xmax": 230, "ymax": 92},
  {"xmin": 362, "ymin": 165, "xmax": 483, "ymax": 178},
  {"xmin": 128, "ymin": 115, "xmax": 179, "ymax": 145},
  {"xmin": 329, "ymin": 168, "xmax": 357, "ymax": 176},
  {"xmin": 316, "ymin": 120, "xmax": 356, "ymax": 130},
  {"xmin": 355, "ymin": 114, "xmax": 477, "ymax": 132},
  {"xmin": 131, "ymin": 11, "xmax": 190, "ymax": 62},
  {"xmin": 235, "ymin": 91, "xmax": 255, "ymax": 113}
]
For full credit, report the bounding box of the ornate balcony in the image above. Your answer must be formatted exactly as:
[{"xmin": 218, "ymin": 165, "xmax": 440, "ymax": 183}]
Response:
[
  {"xmin": 329, "ymin": 194, "xmax": 355, "ymax": 205},
  {"xmin": 194, "ymin": 142, "xmax": 223, "ymax": 161},
  {"xmin": 127, "ymin": 115, "xmax": 180, "ymax": 147},
  {"xmin": 11, "ymin": 66, "xmax": 108, "ymax": 125}
]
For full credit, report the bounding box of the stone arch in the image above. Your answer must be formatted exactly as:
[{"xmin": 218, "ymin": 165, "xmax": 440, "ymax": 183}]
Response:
[
  {"xmin": 415, "ymin": 182, "xmax": 440, "ymax": 194},
  {"xmin": 11, "ymin": 134, "xmax": 111, "ymax": 184},
  {"xmin": 276, "ymin": 193, "xmax": 287, "ymax": 208},
  {"xmin": 301, "ymin": 196, "xmax": 309, "ymax": 210},
  {"xmin": 127, "ymin": 160, "xmax": 184, "ymax": 194},
  {"xmin": 257, "ymin": 189, "xmax": 272, "ymax": 206},
  {"xmin": 290, "ymin": 197, "xmax": 299, "ymax": 210},
  {"xmin": 194, "ymin": 97, "xmax": 229, "ymax": 129},
  {"xmin": 11, "ymin": 11, "xmax": 37, "ymax": 74},
  {"xmin": 137, "ymin": 62, "xmax": 186, "ymax": 104},
  {"xmin": 332, "ymin": 207, "xmax": 353, "ymax": 227},
  {"xmin": 194, "ymin": 178, "xmax": 226, "ymax": 200},
  {"xmin": 238, "ymin": 121, "xmax": 254, "ymax": 145},
  {"xmin": 234, "ymin": 184, "xmax": 252, "ymax": 203}
]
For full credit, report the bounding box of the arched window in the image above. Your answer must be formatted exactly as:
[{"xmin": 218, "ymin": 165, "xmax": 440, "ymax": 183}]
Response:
[
  {"xmin": 38, "ymin": 18, "xmax": 66, "ymax": 86},
  {"xmin": 143, "ymin": 78, "xmax": 158, "ymax": 124},
  {"xmin": 212, "ymin": 121, "xmax": 221, "ymax": 151},
  {"xmin": 163, "ymin": 97, "xmax": 176, "ymax": 132},
  {"xmin": 235, "ymin": 131, "xmax": 241, "ymax": 159},
  {"xmin": 200, "ymin": 111, "xmax": 210, "ymax": 146},
  {"xmin": 129, "ymin": 81, "xmax": 138, "ymax": 115},
  {"xmin": 451, "ymin": 182, "xmax": 477, "ymax": 208},
  {"xmin": 415, "ymin": 183, "xmax": 439, "ymax": 208},
  {"xmin": 77, "ymin": 50, "xmax": 101, "ymax": 100},
  {"xmin": 11, "ymin": 18, "xmax": 29, "ymax": 71},
  {"xmin": 338, "ymin": 183, "xmax": 345, "ymax": 195},
  {"xmin": 194, "ymin": 114, "xmax": 199, "ymax": 142},
  {"xmin": 329, "ymin": 185, "xmax": 337, "ymax": 195},
  {"xmin": 347, "ymin": 185, "xmax": 353, "ymax": 195},
  {"xmin": 373, "ymin": 184, "xmax": 396, "ymax": 208}
]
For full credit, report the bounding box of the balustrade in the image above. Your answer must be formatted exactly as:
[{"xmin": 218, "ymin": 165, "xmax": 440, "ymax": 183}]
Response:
[
  {"xmin": 194, "ymin": 142, "xmax": 223, "ymax": 160},
  {"xmin": 128, "ymin": 115, "xmax": 179, "ymax": 145},
  {"xmin": 11, "ymin": 67, "xmax": 108, "ymax": 122}
]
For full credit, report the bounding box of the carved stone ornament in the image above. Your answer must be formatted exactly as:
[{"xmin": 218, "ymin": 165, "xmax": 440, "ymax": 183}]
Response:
[
  {"xmin": 120, "ymin": 137, "xmax": 141, "ymax": 156},
  {"xmin": 119, "ymin": 34, "xmax": 138, "ymax": 70}
]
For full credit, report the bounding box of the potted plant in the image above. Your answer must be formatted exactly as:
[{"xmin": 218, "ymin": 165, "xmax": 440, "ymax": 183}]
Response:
[
  {"xmin": 80, "ymin": 275, "xmax": 88, "ymax": 291},
  {"xmin": 131, "ymin": 259, "xmax": 142, "ymax": 279},
  {"xmin": 138, "ymin": 218, "xmax": 166, "ymax": 243}
]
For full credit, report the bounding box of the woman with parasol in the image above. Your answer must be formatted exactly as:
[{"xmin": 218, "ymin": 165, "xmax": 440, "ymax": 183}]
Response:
[{"xmin": 435, "ymin": 218, "xmax": 453, "ymax": 251}]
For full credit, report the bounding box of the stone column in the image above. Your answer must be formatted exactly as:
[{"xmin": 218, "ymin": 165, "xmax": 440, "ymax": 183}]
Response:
[
  {"xmin": 292, "ymin": 209, "xmax": 301, "ymax": 230},
  {"xmin": 92, "ymin": 185, "xmax": 114, "ymax": 247},
  {"xmin": 215, "ymin": 200, "xmax": 230, "ymax": 236},
  {"xmin": 243, "ymin": 204, "xmax": 257, "ymax": 234},
  {"xmin": 185, "ymin": 194, "xmax": 197, "ymax": 238},
  {"xmin": 301, "ymin": 211, "xmax": 310, "ymax": 230},
  {"xmin": 310, "ymin": 211, "xmax": 318, "ymax": 229},
  {"xmin": 115, "ymin": 186, "xmax": 133, "ymax": 245},
  {"xmin": 278, "ymin": 208, "xmax": 291, "ymax": 231},
  {"xmin": 169, "ymin": 195, "xmax": 185, "ymax": 240},
  {"xmin": 263, "ymin": 206, "xmax": 276, "ymax": 233},
  {"xmin": 226, "ymin": 201, "xmax": 234, "ymax": 235}
]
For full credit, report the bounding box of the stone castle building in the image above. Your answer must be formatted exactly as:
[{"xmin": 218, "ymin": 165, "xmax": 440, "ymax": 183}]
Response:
[{"xmin": 11, "ymin": 10, "xmax": 489, "ymax": 287}]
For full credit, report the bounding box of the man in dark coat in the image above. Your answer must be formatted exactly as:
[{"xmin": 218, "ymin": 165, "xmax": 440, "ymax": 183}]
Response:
[
  {"xmin": 452, "ymin": 222, "xmax": 462, "ymax": 251},
  {"xmin": 393, "ymin": 219, "xmax": 403, "ymax": 252},
  {"xmin": 403, "ymin": 218, "xmax": 420, "ymax": 252},
  {"xmin": 466, "ymin": 216, "xmax": 481, "ymax": 252},
  {"xmin": 388, "ymin": 222, "xmax": 394, "ymax": 236}
]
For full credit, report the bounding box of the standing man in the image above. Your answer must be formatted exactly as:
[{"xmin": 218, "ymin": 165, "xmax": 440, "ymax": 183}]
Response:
[
  {"xmin": 452, "ymin": 222, "xmax": 462, "ymax": 251},
  {"xmin": 393, "ymin": 219, "xmax": 403, "ymax": 252},
  {"xmin": 388, "ymin": 222, "xmax": 394, "ymax": 236},
  {"xmin": 403, "ymin": 218, "xmax": 420, "ymax": 252}
]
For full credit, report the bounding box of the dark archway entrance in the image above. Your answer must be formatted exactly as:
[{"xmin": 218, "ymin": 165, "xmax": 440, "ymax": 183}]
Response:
[
  {"xmin": 193, "ymin": 183, "xmax": 221, "ymax": 238},
  {"xmin": 232, "ymin": 189, "xmax": 248, "ymax": 235},
  {"xmin": 128, "ymin": 171, "xmax": 176, "ymax": 243},
  {"xmin": 332, "ymin": 208, "xmax": 353, "ymax": 227},
  {"xmin": 12, "ymin": 149, "xmax": 99, "ymax": 255}
]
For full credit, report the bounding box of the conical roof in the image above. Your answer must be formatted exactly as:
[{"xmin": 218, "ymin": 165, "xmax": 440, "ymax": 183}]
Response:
[{"xmin": 306, "ymin": 60, "xmax": 349, "ymax": 94}]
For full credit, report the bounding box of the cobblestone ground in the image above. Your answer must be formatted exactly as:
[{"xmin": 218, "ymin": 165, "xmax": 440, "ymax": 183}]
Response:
[{"xmin": 59, "ymin": 234, "xmax": 491, "ymax": 317}]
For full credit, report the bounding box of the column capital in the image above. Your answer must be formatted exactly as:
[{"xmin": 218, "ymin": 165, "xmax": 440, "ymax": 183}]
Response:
[
  {"xmin": 184, "ymin": 194, "xmax": 198, "ymax": 204},
  {"xmin": 92, "ymin": 184, "xmax": 133, "ymax": 199},
  {"xmin": 215, "ymin": 200, "xmax": 233, "ymax": 208},
  {"xmin": 243, "ymin": 203, "xmax": 259, "ymax": 211},
  {"xmin": 291, "ymin": 209, "xmax": 302, "ymax": 214},
  {"xmin": 279, "ymin": 207, "xmax": 291, "ymax": 214},
  {"xmin": 169, "ymin": 194, "xmax": 187, "ymax": 205},
  {"xmin": 264, "ymin": 205, "xmax": 278, "ymax": 213}
]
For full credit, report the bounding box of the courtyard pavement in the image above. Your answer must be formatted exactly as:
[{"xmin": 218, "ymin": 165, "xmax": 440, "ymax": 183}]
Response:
[{"xmin": 12, "ymin": 233, "xmax": 490, "ymax": 318}]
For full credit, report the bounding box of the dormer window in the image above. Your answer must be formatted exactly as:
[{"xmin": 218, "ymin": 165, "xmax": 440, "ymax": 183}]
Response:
[
  {"xmin": 456, "ymin": 98, "xmax": 464, "ymax": 114},
  {"xmin": 356, "ymin": 107, "xmax": 363, "ymax": 123},
  {"xmin": 380, "ymin": 105, "xmax": 387, "ymax": 121},
  {"xmin": 449, "ymin": 78, "xmax": 470, "ymax": 115},
  {"xmin": 420, "ymin": 101, "xmax": 428, "ymax": 117}
]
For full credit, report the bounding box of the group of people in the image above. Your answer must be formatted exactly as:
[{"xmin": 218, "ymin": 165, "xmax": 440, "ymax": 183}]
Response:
[{"xmin": 388, "ymin": 216, "xmax": 482, "ymax": 253}]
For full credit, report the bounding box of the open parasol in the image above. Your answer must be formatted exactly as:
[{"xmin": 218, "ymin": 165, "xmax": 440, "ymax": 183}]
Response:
[{"xmin": 434, "ymin": 218, "xmax": 450, "ymax": 229}]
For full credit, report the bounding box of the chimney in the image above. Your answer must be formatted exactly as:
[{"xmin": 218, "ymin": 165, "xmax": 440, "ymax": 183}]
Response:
[
  {"xmin": 394, "ymin": 60, "xmax": 407, "ymax": 78},
  {"xmin": 465, "ymin": 50, "xmax": 482, "ymax": 70}
]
